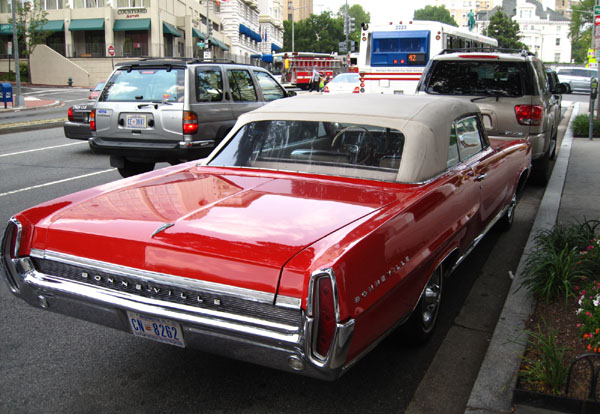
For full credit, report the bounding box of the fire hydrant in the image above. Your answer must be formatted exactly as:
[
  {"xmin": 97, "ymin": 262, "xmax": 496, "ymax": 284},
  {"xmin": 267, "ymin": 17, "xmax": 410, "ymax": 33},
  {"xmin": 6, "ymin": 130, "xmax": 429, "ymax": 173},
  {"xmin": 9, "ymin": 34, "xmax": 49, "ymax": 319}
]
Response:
[{"xmin": 67, "ymin": 77, "xmax": 73, "ymax": 87}]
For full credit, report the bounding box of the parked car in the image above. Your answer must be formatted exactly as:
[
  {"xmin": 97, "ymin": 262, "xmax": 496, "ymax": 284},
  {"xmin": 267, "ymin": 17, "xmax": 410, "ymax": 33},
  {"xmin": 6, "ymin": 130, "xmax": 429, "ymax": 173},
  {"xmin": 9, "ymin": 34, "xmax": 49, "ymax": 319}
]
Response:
[
  {"xmin": 1, "ymin": 95, "xmax": 531, "ymax": 380},
  {"xmin": 89, "ymin": 59, "xmax": 295, "ymax": 178},
  {"xmin": 63, "ymin": 104, "xmax": 93, "ymax": 140},
  {"xmin": 416, "ymin": 50, "xmax": 564, "ymax": 183},
  {"xmin": 555, "ymin": 66, "xmax": 597, "ymax": 94},
  {"xmin": 323, "ymin": 73, "xmax": 360, "ymax": 94},
  {"xmin": 88, "ymin": 81, "xmax": 105, "ymax": 101}
]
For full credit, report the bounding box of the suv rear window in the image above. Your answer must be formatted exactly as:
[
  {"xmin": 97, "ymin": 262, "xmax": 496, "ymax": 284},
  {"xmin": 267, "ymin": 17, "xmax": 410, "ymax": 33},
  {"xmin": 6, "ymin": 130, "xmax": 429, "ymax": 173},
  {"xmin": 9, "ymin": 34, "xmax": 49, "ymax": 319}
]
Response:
[
  {"xmin": 423, "ymin": 60, "xmax": 532, "ymax": 97},
  {"xmin": 101, "ymin": 67, "xmax": 185, "ymax": 102}
]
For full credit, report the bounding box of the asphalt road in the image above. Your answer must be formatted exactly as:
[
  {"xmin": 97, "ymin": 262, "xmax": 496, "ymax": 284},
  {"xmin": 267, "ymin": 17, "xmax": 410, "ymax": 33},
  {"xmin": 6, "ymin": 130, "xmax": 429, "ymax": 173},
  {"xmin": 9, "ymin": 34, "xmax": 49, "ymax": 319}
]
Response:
[{"xmin": 0, "ymin": 93, "xmax": 584, "ymax": 413}]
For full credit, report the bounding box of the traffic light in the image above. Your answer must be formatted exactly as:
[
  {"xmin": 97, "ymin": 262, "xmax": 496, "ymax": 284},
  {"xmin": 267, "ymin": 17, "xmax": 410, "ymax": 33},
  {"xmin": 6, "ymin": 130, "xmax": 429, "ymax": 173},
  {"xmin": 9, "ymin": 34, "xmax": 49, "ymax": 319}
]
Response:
[
  {"xmin": 343, "ymin": 16, "xmax": 349, "ymax": 35},
  {"xmin": 208, "ymin": 24, "xmax": 213, "ymax": 38},
  {"xmin": 349, "ymin": 17, "xmax": 356, "ymax": 33}
]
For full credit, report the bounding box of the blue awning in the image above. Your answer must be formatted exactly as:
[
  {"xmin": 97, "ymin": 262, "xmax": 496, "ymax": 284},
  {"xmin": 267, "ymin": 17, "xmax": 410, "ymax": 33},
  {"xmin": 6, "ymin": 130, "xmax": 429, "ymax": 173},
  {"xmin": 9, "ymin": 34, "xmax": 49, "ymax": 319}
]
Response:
[
  {"xmin": 262, "ymin": 54, "xmax": 273, "ymax": 63},
  {"xmin": 239, "ymin": 23, "xmax": 262, "ymax": 42},
  {"xmin": 271, "ymin": 43, "xmax": 282, "ymax": 52}
]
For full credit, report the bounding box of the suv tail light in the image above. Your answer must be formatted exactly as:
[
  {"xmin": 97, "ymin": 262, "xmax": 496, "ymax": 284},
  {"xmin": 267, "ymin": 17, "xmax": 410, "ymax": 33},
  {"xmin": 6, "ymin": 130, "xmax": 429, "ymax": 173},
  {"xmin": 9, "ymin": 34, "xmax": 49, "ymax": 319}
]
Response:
[
  {"xmin": 183, "ymin": 111, "xmax": 198, "ymax": 135},
  {"xmin": 67, "ymin": 107, "xmax": 74, "ymax": 122},
  {"xmin": 515, "ymin": 105, "xmax": 543, "ymax": 126},
  {"xmin": 89, "ymin": 109, "xmax": 96, "ymax": 131},
  {"xmin": 313, "ymin": 275, "xmax": 336, "ymax": 358}
]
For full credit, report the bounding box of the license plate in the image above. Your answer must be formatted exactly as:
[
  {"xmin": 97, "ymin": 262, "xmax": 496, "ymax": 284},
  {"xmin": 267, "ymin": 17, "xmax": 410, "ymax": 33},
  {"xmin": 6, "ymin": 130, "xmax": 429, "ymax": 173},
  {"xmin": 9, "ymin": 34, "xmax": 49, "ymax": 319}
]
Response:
[
  {"xmin": 127, "ymin": 311, "xmax": 185, "ymax": 347},
  {"xmin": 125, "ymin": 114, "xmax": 147, "ymax": 129}
]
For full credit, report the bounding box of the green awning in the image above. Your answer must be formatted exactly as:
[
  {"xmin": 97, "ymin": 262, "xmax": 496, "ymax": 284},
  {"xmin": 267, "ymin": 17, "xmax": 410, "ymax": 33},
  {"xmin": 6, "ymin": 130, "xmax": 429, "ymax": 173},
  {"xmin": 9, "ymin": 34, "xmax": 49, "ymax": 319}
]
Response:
[
  {"xmin": 163, "ymin": 22, "xmax": 181, "ymax": 37},
  {"xmin": 192, "ymin": 28, "xmax": 206, "ymax": 40},
  {"xmin": 0, "ymin": 24, "xmax": 12, "ymax": 35},
  {"xmin": 209, "ymin": 36, "xmax": 229, "ymax": 51},
  {"xmin": 37, "ymin": 20, "xmax": 65, "ymax": 32},
  {"xmin": 113, "ymin": 18, "xmax": 151, "ymax": 32},
  {"xmin": 69, "ymin": 18, "xmax": 105, "ymax": 31}
]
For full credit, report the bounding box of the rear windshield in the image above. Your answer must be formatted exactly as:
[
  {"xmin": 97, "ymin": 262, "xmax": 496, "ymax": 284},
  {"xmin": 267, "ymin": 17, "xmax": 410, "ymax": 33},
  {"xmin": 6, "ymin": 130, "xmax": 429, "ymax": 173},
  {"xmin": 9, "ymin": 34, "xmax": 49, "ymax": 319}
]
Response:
[
  {"xmin": 422, "ymin": 60, "xmax": 532, "ymax": 96},
  {"xmin": 100, "ymin": 67, "xmax": 185, "ymax": 102},
  {"xmin": 208, "ymin": 120, "xmax": 405, "ymax": 182}
]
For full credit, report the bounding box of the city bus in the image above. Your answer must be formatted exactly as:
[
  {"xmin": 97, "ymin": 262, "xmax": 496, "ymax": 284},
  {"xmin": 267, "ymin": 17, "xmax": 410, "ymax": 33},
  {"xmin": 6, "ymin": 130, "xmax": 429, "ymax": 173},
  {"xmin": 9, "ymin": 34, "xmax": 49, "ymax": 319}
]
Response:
[{"xmin": 357, "ymin": 20, "xmax": 498, "ymax": 95}]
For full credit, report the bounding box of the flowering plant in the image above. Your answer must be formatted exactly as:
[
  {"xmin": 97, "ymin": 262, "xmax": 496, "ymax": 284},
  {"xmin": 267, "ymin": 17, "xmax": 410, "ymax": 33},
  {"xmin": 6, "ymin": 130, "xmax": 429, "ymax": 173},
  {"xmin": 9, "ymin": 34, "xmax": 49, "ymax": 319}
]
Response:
[{"xmin": 575, "ymin": 237, "xmax": 600, "ymax": 352}]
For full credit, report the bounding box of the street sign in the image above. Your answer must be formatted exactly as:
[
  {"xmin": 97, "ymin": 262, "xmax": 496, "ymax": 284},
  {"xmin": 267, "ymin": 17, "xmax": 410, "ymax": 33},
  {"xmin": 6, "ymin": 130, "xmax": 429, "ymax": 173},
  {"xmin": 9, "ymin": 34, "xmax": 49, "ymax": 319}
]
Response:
[
  {"xmin": 595, "ymin": 5, "xmax": 600, "ymax": 14},
  {"xmin": 108, "ymin": 45, "xmax": 115, "ymax": 57},
  {"xmin": 203, "ymin": 51, "xmax": 212, "ymax": 60},
  {"xmin": 339, "ymin": 41, "xmax": 347, "ymax": 53}
]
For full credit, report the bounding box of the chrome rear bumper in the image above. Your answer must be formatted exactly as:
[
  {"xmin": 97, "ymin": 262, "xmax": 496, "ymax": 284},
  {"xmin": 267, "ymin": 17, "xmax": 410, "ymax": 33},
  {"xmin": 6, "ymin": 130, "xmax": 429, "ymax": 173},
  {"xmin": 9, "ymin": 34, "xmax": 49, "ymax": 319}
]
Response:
[{"xmin": 1, "ymin": 249, "xmax": 355, "ymax": 380}]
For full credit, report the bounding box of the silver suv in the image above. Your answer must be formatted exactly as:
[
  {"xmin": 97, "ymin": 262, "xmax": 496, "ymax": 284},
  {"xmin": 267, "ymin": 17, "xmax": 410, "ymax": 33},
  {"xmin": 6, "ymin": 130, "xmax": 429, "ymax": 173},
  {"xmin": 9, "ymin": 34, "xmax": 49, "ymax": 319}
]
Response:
[
  {"xmin": 90, "ymin": 59, "xmax": 294, "ymax": 177},
  {"xmin": 555, "ymin": 66, "xmax": 597, "ymax": 94},
  {"xmin": 416, "ymin": 50, "xmax": 566, "ymax": 183}
]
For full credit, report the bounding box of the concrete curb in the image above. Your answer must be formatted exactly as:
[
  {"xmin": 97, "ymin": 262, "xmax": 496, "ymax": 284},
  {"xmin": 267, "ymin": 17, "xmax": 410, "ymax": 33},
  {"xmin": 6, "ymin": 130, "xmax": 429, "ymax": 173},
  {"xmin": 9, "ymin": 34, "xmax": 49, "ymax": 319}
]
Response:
[
  {"xmin": 464, "ymin": 103, "xmax": 578, "ymax": 414},
  {"xmin": 0, "ymin": 100, "xmax": 61, "ymax": 113}
]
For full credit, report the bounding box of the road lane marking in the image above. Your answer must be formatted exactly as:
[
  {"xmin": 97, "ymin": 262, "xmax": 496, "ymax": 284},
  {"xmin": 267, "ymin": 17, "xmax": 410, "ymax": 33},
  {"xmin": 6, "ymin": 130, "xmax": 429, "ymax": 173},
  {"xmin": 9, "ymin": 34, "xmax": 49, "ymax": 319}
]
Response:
[
  {"xmin": 0, "ymin": 141, "xmax": 87, "ymax": 158},
  {"xmin": 0, "ymin": 168, "xmax": 116, "ymax": 198}
]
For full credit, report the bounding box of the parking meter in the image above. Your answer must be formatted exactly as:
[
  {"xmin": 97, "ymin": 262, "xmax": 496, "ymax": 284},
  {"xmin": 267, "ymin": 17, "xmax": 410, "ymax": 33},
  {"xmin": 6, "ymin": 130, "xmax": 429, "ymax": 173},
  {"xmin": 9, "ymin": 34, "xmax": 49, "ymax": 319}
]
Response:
[{"xmin": 592, "ymin": 78, "xmax": 598, "ymax": 99}]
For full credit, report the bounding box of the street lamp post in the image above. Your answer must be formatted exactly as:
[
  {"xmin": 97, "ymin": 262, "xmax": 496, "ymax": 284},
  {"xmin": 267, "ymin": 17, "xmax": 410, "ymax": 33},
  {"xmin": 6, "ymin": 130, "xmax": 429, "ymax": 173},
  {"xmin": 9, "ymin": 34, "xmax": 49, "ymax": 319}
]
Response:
[{"xmin": 288, "ymin": 1, "xmax": 295, "ymax": 53}]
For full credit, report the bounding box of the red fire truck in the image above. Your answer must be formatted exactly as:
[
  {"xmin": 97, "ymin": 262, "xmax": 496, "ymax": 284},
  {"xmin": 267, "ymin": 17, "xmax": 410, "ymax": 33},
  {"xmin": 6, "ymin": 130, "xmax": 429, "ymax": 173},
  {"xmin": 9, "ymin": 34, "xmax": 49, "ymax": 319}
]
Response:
[{"xmin": 273, "ymin": 52, "xmax": 345, "ymax": 89}]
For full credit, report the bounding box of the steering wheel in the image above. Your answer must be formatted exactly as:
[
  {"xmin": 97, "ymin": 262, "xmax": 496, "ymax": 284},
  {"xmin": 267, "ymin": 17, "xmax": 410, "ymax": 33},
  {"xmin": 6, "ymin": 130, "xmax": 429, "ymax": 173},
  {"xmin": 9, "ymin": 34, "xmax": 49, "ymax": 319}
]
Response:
[{"xmin": 330, "ymin": 126, "xmax": 373, "ymax": 164}]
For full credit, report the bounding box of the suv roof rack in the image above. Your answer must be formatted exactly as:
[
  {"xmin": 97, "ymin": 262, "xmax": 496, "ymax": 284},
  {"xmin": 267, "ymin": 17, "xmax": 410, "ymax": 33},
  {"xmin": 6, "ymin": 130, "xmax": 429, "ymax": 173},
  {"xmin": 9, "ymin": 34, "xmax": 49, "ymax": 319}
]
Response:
[
  {"xmin": 115, "ymin": 58, "xmax": 242, "ymax": 68},
  {"xmin": 438, "ymin": 48, "xmax": 535, "ymax": 57}
]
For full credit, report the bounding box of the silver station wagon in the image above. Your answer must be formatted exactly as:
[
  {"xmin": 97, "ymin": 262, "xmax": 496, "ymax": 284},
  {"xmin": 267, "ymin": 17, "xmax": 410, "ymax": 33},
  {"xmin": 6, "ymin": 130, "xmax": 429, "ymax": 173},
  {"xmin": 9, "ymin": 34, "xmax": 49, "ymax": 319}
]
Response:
[{"xmin": 89, "ymin": 59, "xmax": 294, "ymax": 177}]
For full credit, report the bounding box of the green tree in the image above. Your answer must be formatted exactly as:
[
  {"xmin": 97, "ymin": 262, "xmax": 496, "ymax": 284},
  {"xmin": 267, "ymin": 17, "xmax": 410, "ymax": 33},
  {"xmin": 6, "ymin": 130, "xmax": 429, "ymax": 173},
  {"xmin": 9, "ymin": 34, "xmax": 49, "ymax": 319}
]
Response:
[
  {"xmin": 569, "ymin": 0, "xmax": 594, "ymax": 64},
  {"xmin": 9, "ymin": 0, "xmax": 49, "ymax": 80},
  {"xmin": 338, "ymin": 4, "xmax": 371, "ymax": 45},
  {"xmin": 413, "ymin": 5, "xmax": 458, "ymax": 27},
  {"xmin": 283, "ymin": 11, "xmax": 345, "ymax": 53},
  {"xmin": 484, "ymin": 10, "xmax": 525, "ymax": 50}
]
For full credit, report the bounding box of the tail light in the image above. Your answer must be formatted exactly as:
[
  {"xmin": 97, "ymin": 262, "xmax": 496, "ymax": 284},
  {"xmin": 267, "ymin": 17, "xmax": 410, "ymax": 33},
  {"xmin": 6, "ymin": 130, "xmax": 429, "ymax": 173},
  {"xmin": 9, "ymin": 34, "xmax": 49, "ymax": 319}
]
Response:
[
  {"xmin": 313, "ymin": 276, "xmax": 337, "ymax": 358},
  {"xmin": 89, "ymin": 109, "xmax": 96, "ymax": 131},
  {"xmin": 352, "ymin": 87, "xmax": 360, "ymax": 93},
  {"xmin": 183, "ymin": 111, "xmax": 198, "ymax": 135},
  {"xmin": 1, "ymin": 218, "xmax": 27, "ymax": 293},
  {"xmin": 515, "ymin": 105, "xmax": 543, "ymax": 126},
  {"xmin": 67, "ymin": 107, "xmax": 74, "ymax": 122}
]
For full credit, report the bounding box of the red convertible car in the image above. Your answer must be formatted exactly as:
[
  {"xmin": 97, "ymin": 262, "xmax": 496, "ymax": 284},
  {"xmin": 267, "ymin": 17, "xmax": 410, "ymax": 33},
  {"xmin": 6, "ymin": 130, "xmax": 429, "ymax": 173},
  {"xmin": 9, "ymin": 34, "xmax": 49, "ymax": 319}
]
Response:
[{"xmin": 1, "ymin": 95, "xmax": 531, "ymax": 380}]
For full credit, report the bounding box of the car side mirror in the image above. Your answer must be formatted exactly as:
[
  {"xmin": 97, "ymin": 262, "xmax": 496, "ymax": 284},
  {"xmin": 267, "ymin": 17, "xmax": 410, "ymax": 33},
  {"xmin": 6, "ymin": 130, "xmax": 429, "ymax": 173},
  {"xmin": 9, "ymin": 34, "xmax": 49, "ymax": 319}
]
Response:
[
  {"xmin": 286, "ymin": 90, "xmax": 297, "ymax": 97},
  {"xmin": 556, "ymin": 83, "xmax": 569, "ymax": 94}
]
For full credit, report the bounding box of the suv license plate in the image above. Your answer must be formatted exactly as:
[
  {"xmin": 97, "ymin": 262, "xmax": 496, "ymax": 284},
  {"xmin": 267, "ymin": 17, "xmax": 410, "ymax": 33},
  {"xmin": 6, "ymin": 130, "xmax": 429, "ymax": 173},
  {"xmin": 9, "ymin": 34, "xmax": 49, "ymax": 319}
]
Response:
[
  {"xmin": 127, "ymin": 311, "xmax": 185, "ymax": 348},
  {"xmin": 125, "ymin": 114, "xmax": 147, "ymax": 129}
]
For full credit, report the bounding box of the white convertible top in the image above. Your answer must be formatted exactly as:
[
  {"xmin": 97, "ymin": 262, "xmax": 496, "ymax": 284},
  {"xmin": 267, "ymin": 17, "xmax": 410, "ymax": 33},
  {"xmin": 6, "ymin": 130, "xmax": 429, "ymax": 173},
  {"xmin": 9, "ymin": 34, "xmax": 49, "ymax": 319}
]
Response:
[{"xmin": 213, "ymin": 94, "xmax": 482, "ymax": 182}]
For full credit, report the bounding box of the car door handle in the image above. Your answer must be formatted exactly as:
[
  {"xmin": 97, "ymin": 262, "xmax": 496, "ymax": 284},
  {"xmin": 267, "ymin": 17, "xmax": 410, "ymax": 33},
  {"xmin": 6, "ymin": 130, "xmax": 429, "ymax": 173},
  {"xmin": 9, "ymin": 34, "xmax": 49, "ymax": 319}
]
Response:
[{"xmin": 475, "ymin": 173, "xmax": 487, "ymax": 181}]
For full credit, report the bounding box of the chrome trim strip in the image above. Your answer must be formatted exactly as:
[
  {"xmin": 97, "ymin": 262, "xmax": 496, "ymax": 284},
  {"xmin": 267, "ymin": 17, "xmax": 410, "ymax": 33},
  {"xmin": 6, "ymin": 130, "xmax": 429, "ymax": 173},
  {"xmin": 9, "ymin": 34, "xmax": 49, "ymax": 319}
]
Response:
[
  {"xmin": 9, "ymin": 217, "xmax": 22, "ymax": 258},
  {"xmin": 275, "ymin": 295, "xmax": 302, "ymax": 310},
  {"xmin": 30, "ymin": 249, "xmax": 275, "ymax": 305},
  {"xmin": 24, "ymin": 270, "xmax": 301, "ymax": 343}
]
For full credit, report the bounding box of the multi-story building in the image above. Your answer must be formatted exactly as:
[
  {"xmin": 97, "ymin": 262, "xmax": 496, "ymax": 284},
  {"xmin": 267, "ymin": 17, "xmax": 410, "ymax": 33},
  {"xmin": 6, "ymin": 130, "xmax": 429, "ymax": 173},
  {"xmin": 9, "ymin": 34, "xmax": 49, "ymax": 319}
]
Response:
[
  {"xmin": 220, "ymin": 0, "xmax": 284, "ymax": 64},
  {"xmin": 0, "ymin": 0, "xmax": 283, "ymax": 62},
  {"xmin": 476, "ymin": 0, "xmax": 571, "ymax": 63},
  {"xmin": 433, "ymin": 0, "xmax": 503, "ymax": 28},
  {"xmin": 283, "ymin": 0, "xmax": 311, "ymax": 23}
]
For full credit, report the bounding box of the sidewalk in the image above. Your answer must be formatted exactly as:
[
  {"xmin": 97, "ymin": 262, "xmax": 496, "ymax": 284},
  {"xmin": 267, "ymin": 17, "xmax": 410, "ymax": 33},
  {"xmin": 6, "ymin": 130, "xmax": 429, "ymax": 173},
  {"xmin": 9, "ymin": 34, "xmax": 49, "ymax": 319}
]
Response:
[
  {"xmin": 0, "ymin": 95, "xmax": 59, "ymax": 112},
  {"xmin": 465, "ymin": 101, "xmax": 600, "ymax": 414}
]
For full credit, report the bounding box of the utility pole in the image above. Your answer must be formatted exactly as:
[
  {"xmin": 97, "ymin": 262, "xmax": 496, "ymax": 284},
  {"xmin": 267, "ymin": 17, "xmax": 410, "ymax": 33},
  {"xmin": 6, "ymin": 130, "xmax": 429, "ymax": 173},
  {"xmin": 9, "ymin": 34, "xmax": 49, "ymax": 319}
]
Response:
[{"xmin": 11, "ymin": 1, "xmax": 24, "ymax": 108}]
